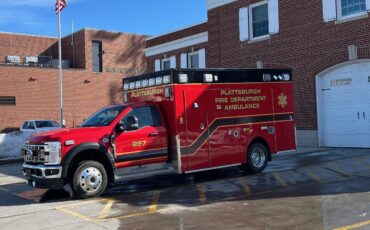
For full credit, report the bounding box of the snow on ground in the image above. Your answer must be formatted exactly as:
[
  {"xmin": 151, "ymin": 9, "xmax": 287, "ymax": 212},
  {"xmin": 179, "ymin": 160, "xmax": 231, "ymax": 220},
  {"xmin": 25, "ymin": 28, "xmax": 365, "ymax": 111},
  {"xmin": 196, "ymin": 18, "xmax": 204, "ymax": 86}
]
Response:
[{"xmin": 0, "ymin": 131, "xmax": 32, "ymax": 160}]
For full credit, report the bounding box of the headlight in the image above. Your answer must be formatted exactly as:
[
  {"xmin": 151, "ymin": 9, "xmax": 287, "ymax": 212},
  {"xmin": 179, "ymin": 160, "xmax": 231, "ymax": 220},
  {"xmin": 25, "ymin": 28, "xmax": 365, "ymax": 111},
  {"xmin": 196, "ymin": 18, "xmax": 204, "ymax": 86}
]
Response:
[{"xmin": 44, "ymin": 142, "xmax": 61, "ymax": 165}]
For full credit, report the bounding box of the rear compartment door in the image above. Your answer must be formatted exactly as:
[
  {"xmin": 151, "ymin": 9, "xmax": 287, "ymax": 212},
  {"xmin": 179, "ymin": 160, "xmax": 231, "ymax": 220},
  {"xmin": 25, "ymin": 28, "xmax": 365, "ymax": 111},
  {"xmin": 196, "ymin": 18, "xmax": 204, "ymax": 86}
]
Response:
[
  {"xmin": 184, "ymin": 89, "xmax": 210, "ymax": 171},
  {"xmin": 273, "ymin": 85, "xmax": 296, "ymax": 152}
]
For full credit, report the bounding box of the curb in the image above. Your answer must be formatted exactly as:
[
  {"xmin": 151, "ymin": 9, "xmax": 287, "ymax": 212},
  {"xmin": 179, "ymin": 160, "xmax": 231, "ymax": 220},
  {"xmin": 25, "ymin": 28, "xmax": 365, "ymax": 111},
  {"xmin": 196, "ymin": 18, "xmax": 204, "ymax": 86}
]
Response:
[{"xmin": 0, "ymin": 158, "xmax": 23, "ymax": 165}]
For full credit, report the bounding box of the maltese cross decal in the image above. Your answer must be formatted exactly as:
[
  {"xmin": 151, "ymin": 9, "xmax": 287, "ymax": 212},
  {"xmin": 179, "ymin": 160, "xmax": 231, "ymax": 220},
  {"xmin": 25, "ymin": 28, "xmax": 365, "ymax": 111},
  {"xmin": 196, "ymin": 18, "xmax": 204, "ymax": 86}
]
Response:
[{"xmin": 278, "ymin": 93, "xmax": 288, "ymax": 108}]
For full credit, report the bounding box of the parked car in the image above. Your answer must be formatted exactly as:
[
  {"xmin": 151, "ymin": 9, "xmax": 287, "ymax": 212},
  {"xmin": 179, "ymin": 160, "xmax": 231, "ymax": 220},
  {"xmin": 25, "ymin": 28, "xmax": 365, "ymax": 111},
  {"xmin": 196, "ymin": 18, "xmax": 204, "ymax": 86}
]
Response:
[{"xmin": 20, "ymin": 120, "xmax": 60, "ymax": 133}]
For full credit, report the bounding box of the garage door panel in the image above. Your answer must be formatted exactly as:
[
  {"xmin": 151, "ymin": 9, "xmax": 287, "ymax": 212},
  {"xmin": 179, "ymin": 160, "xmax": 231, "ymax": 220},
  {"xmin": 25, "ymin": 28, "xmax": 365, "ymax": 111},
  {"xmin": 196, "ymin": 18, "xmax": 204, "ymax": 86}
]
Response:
[{"xmin": 320, "ymin": 62, "xmax": 370, "ymax": 148}]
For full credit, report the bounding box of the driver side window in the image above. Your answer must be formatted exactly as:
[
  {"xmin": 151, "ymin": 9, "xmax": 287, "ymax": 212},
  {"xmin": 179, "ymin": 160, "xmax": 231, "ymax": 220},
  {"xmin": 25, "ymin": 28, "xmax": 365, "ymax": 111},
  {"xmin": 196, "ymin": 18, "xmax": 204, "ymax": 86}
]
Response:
[{"xmin": 121, "ymin": 106, "xmax": 162, "ymax": 129}]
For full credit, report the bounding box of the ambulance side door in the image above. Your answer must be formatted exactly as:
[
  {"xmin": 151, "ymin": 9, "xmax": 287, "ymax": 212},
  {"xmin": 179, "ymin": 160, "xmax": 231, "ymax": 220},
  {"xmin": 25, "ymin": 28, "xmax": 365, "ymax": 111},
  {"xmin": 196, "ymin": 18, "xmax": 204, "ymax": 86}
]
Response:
[{"xmin": 114, "ymin": 106, "xmax": 168, "ymax": 167}]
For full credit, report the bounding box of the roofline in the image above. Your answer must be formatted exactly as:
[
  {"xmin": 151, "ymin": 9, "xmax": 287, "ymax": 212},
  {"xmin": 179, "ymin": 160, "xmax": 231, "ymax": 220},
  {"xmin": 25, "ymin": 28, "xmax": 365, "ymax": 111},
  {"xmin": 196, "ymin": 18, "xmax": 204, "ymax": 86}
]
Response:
[
  {"xmin": 0, "ymin": 31, "xmax": 57, "ymax": 39},
  {"xmin": 145, "ymin": 21, "xmax": 208, "ymax": 41},
  {"xmin": 0, "ymin": 28, "xmax": 148, "ymax": 40},
  {"xmin": 82, "ymin": 28, "xmax": 148, "ymax": 37},
  {"xmin": 144, "ymin": 32, "xmax": 208, "ymax": 57}
]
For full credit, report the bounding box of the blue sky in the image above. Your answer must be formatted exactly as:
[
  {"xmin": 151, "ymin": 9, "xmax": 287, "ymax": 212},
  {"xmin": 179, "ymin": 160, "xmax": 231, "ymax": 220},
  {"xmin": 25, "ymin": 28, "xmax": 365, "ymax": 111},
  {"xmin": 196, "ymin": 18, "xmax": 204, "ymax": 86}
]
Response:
[{"xmin": 0, "ymin": 0, "xmax": 207, "ymax": 37}]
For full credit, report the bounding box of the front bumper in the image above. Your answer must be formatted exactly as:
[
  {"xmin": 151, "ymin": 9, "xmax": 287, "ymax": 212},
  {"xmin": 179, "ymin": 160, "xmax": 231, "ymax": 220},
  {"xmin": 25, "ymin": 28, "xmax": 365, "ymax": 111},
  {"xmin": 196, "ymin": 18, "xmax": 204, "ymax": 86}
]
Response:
[{"xmin": 23, "ymin": 163, "xmax": 65, "ymax": 189}]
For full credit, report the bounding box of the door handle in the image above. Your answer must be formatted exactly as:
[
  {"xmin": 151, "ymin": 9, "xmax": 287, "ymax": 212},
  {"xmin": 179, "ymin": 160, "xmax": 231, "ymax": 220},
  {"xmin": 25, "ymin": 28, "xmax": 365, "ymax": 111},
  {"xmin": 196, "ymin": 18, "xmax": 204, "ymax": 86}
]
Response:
[
  {"xmin": 363, "ymin": 112, "xmax": 366, "ymax": 119},
  {"xmin": 149, "ymin": 132, "xmax": 159, "ymax": 137},
  {"xmin": 200, "ymin": 123, "xmax": 205, "ymax": 130},
  {"xmin": 358, "ymin": 112, "xmax": 360, "ymax": 119}
]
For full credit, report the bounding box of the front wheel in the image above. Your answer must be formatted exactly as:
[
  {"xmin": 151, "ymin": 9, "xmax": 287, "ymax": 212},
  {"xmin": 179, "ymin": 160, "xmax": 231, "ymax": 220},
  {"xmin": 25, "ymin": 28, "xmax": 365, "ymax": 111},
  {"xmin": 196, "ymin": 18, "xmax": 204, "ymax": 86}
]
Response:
[
  {"xmin": 241, "ymin": 143, "xmax": 268, "ymax": 173},
  {"xmin": 72, "ymin": 160, "xmax": 108, "ymax": 199}
]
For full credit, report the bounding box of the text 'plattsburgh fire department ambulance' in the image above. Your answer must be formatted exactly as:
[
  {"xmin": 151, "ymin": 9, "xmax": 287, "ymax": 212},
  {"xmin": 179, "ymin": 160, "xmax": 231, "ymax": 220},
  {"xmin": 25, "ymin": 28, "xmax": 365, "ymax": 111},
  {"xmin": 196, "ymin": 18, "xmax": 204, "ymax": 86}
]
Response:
[{"xmin": 22, "ymin": 69, "xmax": 296, "ymax": 198}]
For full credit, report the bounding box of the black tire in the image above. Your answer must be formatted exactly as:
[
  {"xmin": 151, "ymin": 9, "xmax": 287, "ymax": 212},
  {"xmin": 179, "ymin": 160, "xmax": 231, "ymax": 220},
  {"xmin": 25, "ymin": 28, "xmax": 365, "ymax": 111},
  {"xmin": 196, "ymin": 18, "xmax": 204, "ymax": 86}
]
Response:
[
  {"xmin": 241, "ymin": 143, "xmax": 268, "ymax": 173},
  {"xmin": 71, "ymin": 160, "xmax": 108, "ymax": 199}
]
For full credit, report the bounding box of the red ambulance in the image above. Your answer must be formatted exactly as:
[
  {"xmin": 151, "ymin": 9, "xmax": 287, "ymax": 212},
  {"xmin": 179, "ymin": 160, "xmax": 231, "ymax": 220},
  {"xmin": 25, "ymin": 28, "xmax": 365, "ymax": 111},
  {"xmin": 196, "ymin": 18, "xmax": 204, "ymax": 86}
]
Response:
[{"xmin": 22, "ymin": 69, "xmax": 296, "ymax": 198}]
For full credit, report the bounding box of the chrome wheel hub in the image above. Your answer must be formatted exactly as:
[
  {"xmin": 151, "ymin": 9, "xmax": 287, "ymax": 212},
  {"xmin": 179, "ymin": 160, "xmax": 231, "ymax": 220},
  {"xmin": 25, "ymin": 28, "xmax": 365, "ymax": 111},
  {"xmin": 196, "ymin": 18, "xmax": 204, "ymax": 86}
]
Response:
[
  {"xmin": 79, "ymin": 167, "xmax": 102, "ymax": 193},
  {"xmin": 251, "ymin": 148, "xmax": 266, "ymax": 168}
]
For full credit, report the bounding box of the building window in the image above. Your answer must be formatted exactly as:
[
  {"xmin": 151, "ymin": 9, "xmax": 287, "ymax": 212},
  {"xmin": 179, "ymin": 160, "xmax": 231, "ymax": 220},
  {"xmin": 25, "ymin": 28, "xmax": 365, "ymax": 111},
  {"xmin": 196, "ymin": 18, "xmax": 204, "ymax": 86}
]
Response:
[
  {"xmin": 340, "ymin": 0, "xmax": 366, "ymax": 17},
  {"xmin": 250, "ymin": 1, "xmax": 269, "ymax": 39},
  {"xmin": 0, "ymin": 96, "xmax": 16, "ymax": 106},
  {"xmin": 161, "ymin": 58, "xmax": 171, "ymax": 70},
  {"xmin": 188, "ymin": 52, "xmax": 199, "ymax": 68},
  {"xmin": 92, "ymin": 41, "xmax": 103, "ymax": 73}
]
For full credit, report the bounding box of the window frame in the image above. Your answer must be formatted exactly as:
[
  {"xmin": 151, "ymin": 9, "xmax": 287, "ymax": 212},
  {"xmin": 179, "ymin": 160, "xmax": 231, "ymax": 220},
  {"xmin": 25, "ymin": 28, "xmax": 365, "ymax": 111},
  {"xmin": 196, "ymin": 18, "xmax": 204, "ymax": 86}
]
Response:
[
  {"xmin": 249, "ymin": 0, "xmax": 270, "ymax": 40},
  {"xmin": 120, "ymin": 106, "xmax": 162, "ymax": 131},
  {"xmin": 92, "ymin": 40, "xmax": 103, "ymax": 73},
  {"xmin": 161, "ymin": 58, "xmax": 171, "ymax": 70},
  {"xmin": 187, "ymin": 51, "xmax": 200, "ymax": 69},
  {"xmin": 336, "ymin": 0, "xmax": 367, "ymax": 20}
]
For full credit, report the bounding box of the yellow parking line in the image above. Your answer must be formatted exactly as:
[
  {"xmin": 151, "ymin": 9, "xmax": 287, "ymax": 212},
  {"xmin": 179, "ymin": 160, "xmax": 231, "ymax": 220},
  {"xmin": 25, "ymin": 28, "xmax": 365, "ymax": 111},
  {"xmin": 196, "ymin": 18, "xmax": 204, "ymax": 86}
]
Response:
[
  {"xmin": 55, "ymin": 206, "xmax": 98, "ymax": 223},
  {"xmin": 56, "ymin": 198, "xmax": 107, "ymax": 209},
  {"xmin": 301, "ymin": 167, "xmax": 324, "ymax": 183},
  {"xmin": 353, "ymin": 158, "xmax": 370, "ymax": 169},
  {"xmin": 110, "ymin": 208, "xmax": 172, "ymax": 220},
  {"xmin": 239, "ymin": 178, "xmax": 252, "ymax": 196},
  {"xmin": 148, "ymin": 191, "xmax": 161, "ymax": 213},
  {"xmin": 98, "ymin": 198, "xmax": 115, "ymax": 220},
  {"xmin": 272, "ymin": 172, "xmax": 289, "ymax": 188},
  {"xmin": 197, "ymin": 184, "xmax": 207, "ymax": 204},
  {"xmin": 334, "ymin": 219, "xmax": 370, "ymax": 230},
  {"xmin": 327, "ymin": 163, "xmax": 351, "ymax": 177}
]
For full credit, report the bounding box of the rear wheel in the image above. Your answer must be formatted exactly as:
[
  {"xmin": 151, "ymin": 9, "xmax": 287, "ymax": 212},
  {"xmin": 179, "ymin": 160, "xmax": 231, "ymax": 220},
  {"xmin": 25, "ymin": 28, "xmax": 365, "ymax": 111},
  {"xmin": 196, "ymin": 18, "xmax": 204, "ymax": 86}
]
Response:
[
  {"xmin": 72, "ymin": 160, "xmax": 107, "ymax": 199},
  {"xmin": 242, "ymin": 143, "xmax": 268, "ymax": 173}
]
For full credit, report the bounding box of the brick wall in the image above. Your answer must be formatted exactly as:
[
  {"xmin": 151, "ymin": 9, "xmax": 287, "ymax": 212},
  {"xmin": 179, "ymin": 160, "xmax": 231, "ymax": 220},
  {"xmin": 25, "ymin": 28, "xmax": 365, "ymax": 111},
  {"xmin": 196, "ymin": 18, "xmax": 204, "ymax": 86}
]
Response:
[
  {"xmin": 146, "ymin": 0, "xmax": 370, "ymax": 131},
  {"xmin": 84, "ymin": 30, "xmax": 147, "ymax": 73},
  {"xmin": 0, "ymin": 33, "xmax": 57, "ymax": 64},
  {"xmin": 0, "ymin": 66, "xmax": 126, "ymax": 130},
  {"xmin": 0, "ymin": 30, "xmax": 147, "ymax": 131}
]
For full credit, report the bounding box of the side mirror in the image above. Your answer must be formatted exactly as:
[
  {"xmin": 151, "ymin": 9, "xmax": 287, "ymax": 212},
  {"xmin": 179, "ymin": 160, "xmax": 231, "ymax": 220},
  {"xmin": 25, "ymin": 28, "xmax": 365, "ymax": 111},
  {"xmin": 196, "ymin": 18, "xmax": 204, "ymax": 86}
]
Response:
[
  {"xmin": 115, "ymin": 116, "xmax": 139, "ymax": 133},
  {"xmin": 115, "ymin": 121, "xmax": 125, "ymax": 133},
  {"xmin": 126, "ymin": 116, "xmax": 139, "ymax": 131}
]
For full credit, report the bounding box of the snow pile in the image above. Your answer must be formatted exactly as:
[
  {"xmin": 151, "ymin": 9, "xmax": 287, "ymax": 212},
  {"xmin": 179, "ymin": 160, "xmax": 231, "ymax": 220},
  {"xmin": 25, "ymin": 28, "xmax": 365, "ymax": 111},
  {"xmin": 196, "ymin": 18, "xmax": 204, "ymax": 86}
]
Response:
[{"xmin": 0, "ymin": 131, "xmax": 32, "ymax": 160}]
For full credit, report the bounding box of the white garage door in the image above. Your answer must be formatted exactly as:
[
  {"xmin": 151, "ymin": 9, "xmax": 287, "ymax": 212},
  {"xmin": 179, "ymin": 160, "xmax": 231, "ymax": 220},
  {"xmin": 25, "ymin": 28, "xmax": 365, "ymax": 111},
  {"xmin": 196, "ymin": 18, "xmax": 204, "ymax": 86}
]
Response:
[{"xmin": 320, "ymin": 62, "xmax": 370, "ymax": 148}]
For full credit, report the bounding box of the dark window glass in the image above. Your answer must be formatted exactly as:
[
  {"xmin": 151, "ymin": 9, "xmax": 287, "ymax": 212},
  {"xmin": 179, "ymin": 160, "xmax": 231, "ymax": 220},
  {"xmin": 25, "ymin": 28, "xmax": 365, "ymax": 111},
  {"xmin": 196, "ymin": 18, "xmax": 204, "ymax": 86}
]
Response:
[
  {"xmin": 150, "ymin": 106, "xmax": 162, "ymax": 126},
  {"xmin": 35, "ymin": 121, "xmax": 60, "ymax": 128},
  {"xmin": 81, "ymin": 105, "xmax": 126, "ymax": 127},
  {"xmin": 189, "ymin": 53, "xmax": 199, "ymax": 69},
  {"xmin": 22, "ymin": 122, "xmax": 28, "ymax": 129},
  {"xmin": 134, "ymin": 107, "xmax": 153, "ymax": 128},
  {"xmin": 27, "ymin": 122, "xmax": 35, "ymax": 130},
  {"xmin": 121, "ymin": 106, "xmax": 162, "ymax": 129},
  {"xmin": 341, "ymin": 0, "xmax": 366, "ymax": 16},
  {"xmin": 92, "ymin": 41, "xmax": 103, "ymax": 72},
  {"xmin": 252, "ymin": 4, "xmax": 269, "ymax": 38},
  {"xmin": 162, "ymin": 60, "xmax": 171, "ymax": 70}
]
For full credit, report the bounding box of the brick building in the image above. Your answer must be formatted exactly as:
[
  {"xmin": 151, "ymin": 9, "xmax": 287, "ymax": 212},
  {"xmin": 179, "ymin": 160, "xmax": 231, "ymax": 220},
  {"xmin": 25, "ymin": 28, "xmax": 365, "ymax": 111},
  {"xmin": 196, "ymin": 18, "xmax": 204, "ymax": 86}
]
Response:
[
  {"xmin": 144, "ymin": 0, "xmax": 370, "ymax": 148},
  {"xmin": 0, "ymin": 29, "xmax": 146, "ymax": 131}
]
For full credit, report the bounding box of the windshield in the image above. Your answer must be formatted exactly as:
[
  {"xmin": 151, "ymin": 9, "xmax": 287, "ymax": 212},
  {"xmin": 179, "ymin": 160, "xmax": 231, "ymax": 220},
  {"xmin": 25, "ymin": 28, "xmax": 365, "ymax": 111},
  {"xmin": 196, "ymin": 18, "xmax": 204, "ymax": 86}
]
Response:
[
  {"xmin": 35, "ymin": 121, "xmax": 60, "ymax": 128},
  {"xmin": 81, "ymin": 105, "xmax": 127, "ymax": 127}
]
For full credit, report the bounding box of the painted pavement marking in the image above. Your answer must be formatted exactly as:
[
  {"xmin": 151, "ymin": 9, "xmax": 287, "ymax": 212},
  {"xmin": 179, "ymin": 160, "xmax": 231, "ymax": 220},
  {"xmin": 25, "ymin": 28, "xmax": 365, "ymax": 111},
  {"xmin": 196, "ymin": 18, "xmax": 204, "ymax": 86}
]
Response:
[
  {"xmin": 272, "ymin": 172, "xmax": 289, "ymax": 188},
  {"xmin": 333, "ymin": 219, "xmax": 370, "ymax": 230},
  {"xmin": 301, "ymin": 167, "xmax": 324, "ymax": 183},
  {"xmin": 239, "ymin": 178, "xmax": 252, "ymax": 196}
]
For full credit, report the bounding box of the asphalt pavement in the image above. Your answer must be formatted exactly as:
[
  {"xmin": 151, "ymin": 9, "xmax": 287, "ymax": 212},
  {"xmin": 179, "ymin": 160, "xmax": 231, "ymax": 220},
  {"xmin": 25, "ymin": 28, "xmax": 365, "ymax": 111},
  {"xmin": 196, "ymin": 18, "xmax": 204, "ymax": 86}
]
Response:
[{"xmin": 0, "ymin": 148, "xmax": 369, "ymax": 230}]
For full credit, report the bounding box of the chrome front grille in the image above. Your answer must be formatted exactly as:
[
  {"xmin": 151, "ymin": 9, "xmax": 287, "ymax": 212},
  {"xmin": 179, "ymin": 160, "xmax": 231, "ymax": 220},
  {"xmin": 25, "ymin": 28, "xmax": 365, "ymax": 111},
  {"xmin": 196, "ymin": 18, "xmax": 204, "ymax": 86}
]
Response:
[{"xmin": 22, "ymin": 144, "xmax": 49, "ymax": 163}]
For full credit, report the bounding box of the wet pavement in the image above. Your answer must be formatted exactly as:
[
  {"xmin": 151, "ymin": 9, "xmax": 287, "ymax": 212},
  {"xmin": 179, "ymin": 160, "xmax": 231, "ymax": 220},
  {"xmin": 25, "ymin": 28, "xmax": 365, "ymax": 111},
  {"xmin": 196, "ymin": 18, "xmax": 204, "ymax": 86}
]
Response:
[{"xmin": 0, "ymin": 148, "xmax": 369, "ymax": 230}]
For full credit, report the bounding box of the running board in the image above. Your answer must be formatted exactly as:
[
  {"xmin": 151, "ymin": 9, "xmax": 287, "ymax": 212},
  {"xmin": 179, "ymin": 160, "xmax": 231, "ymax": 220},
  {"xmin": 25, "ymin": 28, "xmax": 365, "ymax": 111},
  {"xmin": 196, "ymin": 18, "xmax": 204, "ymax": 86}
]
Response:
[{"xmin": 114, "ymin": 163, "xmax": 177, "ymax": 183}]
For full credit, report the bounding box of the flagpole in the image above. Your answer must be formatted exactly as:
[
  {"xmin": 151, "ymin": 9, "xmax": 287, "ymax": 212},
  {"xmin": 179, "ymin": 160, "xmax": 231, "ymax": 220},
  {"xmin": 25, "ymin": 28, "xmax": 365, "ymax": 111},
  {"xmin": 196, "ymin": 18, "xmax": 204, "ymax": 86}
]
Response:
[{"xmin": 57, "ymin": 0, "xmax": 64, "ymax": 128}]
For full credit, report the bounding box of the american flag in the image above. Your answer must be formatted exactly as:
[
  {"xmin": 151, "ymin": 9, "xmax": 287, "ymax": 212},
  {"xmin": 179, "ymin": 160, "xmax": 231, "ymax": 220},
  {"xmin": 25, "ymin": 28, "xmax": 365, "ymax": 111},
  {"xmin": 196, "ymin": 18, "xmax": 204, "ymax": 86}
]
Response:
[{"xmin": 55, "ymin": 0, "xmax": 67, "ymax": 14}]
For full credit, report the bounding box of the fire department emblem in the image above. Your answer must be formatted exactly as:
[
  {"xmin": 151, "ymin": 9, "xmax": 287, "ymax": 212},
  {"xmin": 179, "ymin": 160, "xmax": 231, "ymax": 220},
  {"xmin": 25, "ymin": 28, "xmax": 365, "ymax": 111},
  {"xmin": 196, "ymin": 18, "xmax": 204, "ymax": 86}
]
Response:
[{"xmin": 278, "ymin": 93, "xmax": 288, "ymax": 108}]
